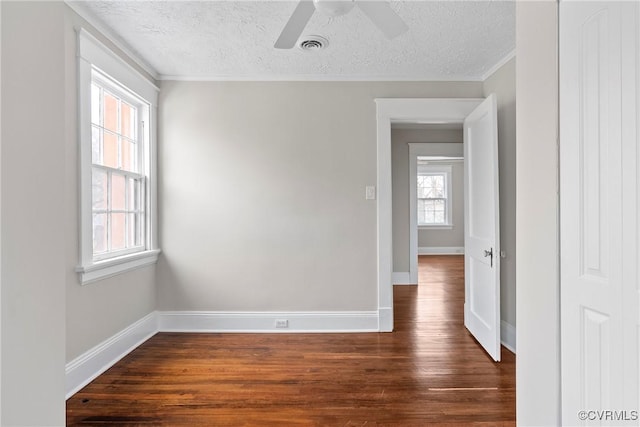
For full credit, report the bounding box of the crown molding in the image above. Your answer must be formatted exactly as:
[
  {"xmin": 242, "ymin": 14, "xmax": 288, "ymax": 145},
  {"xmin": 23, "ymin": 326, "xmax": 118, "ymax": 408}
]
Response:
[
  {"xmin": 480, "ymin": 49, "xmax": 516, "ymax": 81},
  {"xmin": 158, "ymin": 73, "xmax": 486, "ymax": 82},
  {"xmin": 65, "ymin": 0, "xmax": 159, "ymax": 81}
]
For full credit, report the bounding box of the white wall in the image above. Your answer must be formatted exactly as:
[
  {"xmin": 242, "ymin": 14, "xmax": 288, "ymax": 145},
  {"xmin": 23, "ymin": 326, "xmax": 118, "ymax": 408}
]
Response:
[
  {"xmin": 63, "ymin": 7, "xmax": 158, "ymax": 362},
  {"xmin": 2, "ymin": 2, "xmax": 160, "ymax": 422},
  {"xmin": 483, "ymin": 57, "xmax": 516, "ymax": 329},
  {"xmin": 391, "ymin": 129, "xmax": 463, "ymax": 273},
  {"xmin": 1, "ymin": 2, "xmax": 67, "ymax": 424},
  {"xmin": 516, "ymin": 2, "xmax": 560, "ymax": 425},
  {"xmin": 158, "ymin": 82, "xmax": 483, "ymax": 312}
]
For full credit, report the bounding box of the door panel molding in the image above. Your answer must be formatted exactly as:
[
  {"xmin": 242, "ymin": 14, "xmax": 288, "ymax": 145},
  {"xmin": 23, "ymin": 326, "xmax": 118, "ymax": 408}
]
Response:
[
  {"xmin": 560, "ymin": 2, "xmax": 639, "ymax": 423},
  {"xmin": 463, "ymin": 94, "xmax": 501, "ymax": 361}
]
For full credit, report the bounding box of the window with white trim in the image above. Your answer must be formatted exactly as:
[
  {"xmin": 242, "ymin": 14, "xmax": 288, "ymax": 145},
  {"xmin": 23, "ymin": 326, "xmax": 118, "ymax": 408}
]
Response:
[
  {"xmin": 417, "ymin": 165, "xmax": 452, "ymax": 227},
  {"xmin": 91, "ymin": 71, "xmax": 147, "ymax": 259},
  {"xmin": 76, "ymin": 29, "xmax": 159, "ymax": 284}
]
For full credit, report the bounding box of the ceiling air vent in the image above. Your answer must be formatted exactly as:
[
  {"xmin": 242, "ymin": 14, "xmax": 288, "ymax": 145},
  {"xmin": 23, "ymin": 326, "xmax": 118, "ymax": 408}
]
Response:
[{"xmin": 298, "ymin": 35, "xmax": 328, "ymax": 51}]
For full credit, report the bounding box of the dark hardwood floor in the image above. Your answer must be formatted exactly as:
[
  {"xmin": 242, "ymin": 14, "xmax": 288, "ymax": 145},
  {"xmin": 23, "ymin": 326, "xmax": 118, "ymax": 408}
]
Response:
[{"xmin": 67, "ymin": 255, "xmax": 515, "ymax": 426}]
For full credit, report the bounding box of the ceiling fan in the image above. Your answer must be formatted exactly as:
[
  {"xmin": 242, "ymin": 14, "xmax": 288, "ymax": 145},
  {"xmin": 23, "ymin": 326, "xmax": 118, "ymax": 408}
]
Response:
[{"xmin": 274, "ymin": 0, "xmax": 409, "ymax": 49}]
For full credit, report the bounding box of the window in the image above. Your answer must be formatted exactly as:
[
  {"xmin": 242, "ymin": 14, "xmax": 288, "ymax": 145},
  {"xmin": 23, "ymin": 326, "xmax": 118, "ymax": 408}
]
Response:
[
  {"xmin": 91, "ymin": 72, "xmax": 147, "ymax": 259},
  {"xmin": 417, "ymin": 165, "xmax": 452, "ymax": 227},
  {"xmin": 76, "ymin": 29, "xmax": 159, "ymax": 284}
]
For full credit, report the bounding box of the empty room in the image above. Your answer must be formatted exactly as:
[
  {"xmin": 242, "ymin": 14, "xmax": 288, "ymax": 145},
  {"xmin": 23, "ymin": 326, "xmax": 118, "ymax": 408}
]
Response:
[{"xmin": 2, "ymin": 1, "xmax": 639, "ymax": 426}]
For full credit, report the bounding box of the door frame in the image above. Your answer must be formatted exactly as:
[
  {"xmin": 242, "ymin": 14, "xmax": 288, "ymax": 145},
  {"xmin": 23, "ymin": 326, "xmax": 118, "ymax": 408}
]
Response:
[
  {"xmin": 374, "ymin": 98, "xmax": 483, "ymax": 331},
  {"xmin": 408, "ymin": 143, "xmax": 464, "ymax": 284}
]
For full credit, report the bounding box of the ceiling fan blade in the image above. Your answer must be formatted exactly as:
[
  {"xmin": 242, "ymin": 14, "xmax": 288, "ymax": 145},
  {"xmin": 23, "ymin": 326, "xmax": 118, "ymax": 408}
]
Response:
[
  {"xmin": 357, "ymin": 1, "xmax": 409, "ymax": 40},
  {"xmin": 274, "ymin": 1, "xmax": 316, "ymax": 49}
]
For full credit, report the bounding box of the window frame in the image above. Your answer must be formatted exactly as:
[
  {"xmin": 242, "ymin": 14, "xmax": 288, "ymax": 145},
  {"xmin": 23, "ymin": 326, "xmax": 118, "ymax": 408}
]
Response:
[
  {"xmin": 417, "ymin": 165, "xmax": 453, "ymax": 229},
  {"xmin": 76, "ymin": 28, "xmax": 160, "ymax": 285},
  {"xmin": 90, "ymin": 70, "xmax": 147, "ymax": 261}
]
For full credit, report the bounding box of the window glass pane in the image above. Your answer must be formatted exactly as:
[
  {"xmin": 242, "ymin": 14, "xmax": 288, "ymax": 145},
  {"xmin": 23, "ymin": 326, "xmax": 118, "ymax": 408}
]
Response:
[
  {"xmin": 430, "ymin": 176, "xmax": 445, "ymax": 198},
  {"xmin": 137, "ymin": 213, "xmax": 145, "ymax": 247},
  {"xmin": 104, "ymin": 92, "xmax": 118, "ymax": 132},
  {"xmin": 92, "ymin": 169, "xmax": 108, "ymax": 211},
  {"xmin": 91, "ymin": 83, "xmax": 101, "ymax": 126},
  {"xmin": 111, "ymin": 174, "xmax": 126, "ymax": 211},
  {"xmin": 417, "ymin": 199, "xmax": 426, "ymax": 224},
  {"xmin": 91, "ymin": 125, "xmax": 101, "ymax": 165},
  {"xmin": 122, "ymin": 140, "xmax": 137, "ymax": 173},
  {"xmin": 111, "ymin": 213, "xmax": 126, "ymax": 250},
  {"xmin": 418, "ymin": 174, "xmax": 445, "ymax": 198},
  {"xmin": 93, "ymin": 213, "xmax": 107, "ymax": 254},
  {"xmin": 121, "ymin": 102, "xmax": 135, "ymax": 139},
  {"xmin": 433, "ymin": 199, "xmax": 445, "ymax": 223},
  {"xmin": 103, "ymin": 131, "xmax": 118, "ymax": 168},
  {"xmin": 127, "ymin": 213, "xmax": 135, "ymax": 247},
  {"xmin": 418, "ymin": 199, "xmax": 446, "ymax": 225},
  {"xmin": 127, "ymin": 213, "xmax": 143, "ymax": 247},
  {"xmin": 127, "ymin": 177, "xmax": 141, "ymax": 211}
]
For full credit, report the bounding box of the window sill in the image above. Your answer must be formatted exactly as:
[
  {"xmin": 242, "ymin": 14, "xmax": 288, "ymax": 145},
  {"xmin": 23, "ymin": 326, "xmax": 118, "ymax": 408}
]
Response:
[
  {"xmin": 76, "ymin": 249, "xmax": 161, "ymax": 285},
  {"xmin": 418, "ymin": 225, "xmax": 454, "ymax": 230}
]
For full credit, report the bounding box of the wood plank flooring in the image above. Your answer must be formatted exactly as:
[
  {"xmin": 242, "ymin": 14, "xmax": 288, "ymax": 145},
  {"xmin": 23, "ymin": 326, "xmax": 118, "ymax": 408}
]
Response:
[{"xmin": 66, "ymin": 255, "xmax": 515, "ymax": 426}]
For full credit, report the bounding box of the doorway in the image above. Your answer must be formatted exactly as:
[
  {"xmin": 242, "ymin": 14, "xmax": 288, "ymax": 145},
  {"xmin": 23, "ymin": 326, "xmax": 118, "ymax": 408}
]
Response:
[
  {"xmin": 376, "ymin": 97, "xmax": 503, "ymax": 361},
  {"xmin": 409, "ymin": 142, "xmax": 465, "ymax": 284},
  {"xmin": 374, "ymin": 98, "xmax": 482, "ymax": 332}
]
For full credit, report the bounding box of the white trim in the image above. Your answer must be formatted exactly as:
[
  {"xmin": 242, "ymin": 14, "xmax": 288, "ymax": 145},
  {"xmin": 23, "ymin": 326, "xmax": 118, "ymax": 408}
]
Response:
[
  {"xmin": 76, "ymin": 249, "xmax": 160, "ymax": 285},
  {"xmin": 500, "ymin": 320, "xmax": 516, "ymax": 354},
  {"xmin": 158, "ymin": 311, "xmax": 379, "ymax": 333},
  {"xmin": 378, "ymin": 307, "xmax": 393, "ymax": 332},
  {"xmin": 418, "ymin": 247, "xmax": 465, "ymax": 255},
  {"xmin": 480, "ymin": 49, "xmax": 516, "ymax": 82},
  {"xmin": 376, "ymin": 99, "xmax": 481, "ymax": 332},
  {"xmin": 159, "ymin": 74, "xmax": 485, "ymax": 82},
  {"xmin": 65, "ymin": 312, "xmax": 158, "ymax": 399},
  {"xmin": 76, "ymin": 28, "xmax": 159, "ymax": 99},
  {"xmin": 419, "ymin": 225, "xmax": 453, "ymax": 230},
  {"xmin": 392, "ymin": 272, "xmax": 415, "ymax": 285},
  {"xmin": 65, "ymin": 1, "xmax": 159, "ymax": 80},
  {"xmin": 0, "ymin": 2, "xmax": 3, "ymax": 415},
  {"xmin": 76, "ymin": 28, "xmax": 160, "ymax": 284}
]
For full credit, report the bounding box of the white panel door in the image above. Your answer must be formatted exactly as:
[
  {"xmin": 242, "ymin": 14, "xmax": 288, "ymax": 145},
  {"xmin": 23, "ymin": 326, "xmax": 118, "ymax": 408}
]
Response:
[
  {"xmin": 463, "ymin": 94, "xmax": 501, "ymax": 362},
  {"xmin": 560, "ymin": 1, "xmax": 639, "ymax": 425}
]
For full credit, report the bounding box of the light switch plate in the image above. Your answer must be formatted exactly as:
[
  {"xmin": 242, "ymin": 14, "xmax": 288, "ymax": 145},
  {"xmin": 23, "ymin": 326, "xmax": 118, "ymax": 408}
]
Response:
[{"xmin": 366, "ymin": 186, "xmax": 376, "ymax": 200}]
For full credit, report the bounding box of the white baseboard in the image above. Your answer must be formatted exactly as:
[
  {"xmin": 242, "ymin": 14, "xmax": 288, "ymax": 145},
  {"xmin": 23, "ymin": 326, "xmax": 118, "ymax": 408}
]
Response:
[
  {"xmin": 392, "ymin": 271, "xmax": 415, "ymax": 285},
  {"xmin": 418, "ymin": 246, "xmax": 465, "ymax": 255},
  {"xmin": 501, "ymin": 320, "xmax": 516, "ymax": 354},
  {"xmin": 65, "ymin": 311, "xmax": 158, "ymax": 399},
  {"xmin": 65, "ymin": 308, "xmax": 507, "ymax": 400},
  {"xmin": 158, "ymin": 311, "xmax": 380, "ymax": 333}
]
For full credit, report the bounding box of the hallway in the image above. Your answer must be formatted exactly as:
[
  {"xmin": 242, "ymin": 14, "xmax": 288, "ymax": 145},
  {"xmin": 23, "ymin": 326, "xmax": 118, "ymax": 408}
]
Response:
[
  {"xmin": 393, "ymin": 255, "xmax": 515, "ymax": 422},
  {"xmin": 66, "ymin": 255, "xmax": 515, "ymax": 425}
]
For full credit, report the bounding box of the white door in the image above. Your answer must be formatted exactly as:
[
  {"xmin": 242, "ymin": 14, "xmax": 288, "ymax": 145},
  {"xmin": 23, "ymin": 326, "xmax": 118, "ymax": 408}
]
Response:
[
  {"xmin": 463, "ymin": 94, "xmax": 501, "ymax": 362},
  {"xmin": 560, "ymin": 2, "xmax": 640, "ymax": 425}
]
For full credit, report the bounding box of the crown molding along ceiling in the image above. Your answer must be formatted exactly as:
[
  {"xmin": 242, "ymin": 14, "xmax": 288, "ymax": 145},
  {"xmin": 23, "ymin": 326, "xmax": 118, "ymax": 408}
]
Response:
[{"xmin": 66, "ymin": 1, "xmax": 515, "ymax": 82}]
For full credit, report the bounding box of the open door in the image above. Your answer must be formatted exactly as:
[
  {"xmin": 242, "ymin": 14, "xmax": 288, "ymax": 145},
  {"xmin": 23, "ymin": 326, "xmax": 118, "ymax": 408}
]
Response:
[{"xmin": 463, "ymin": 94, "xmax": 501, "ymax": 361}]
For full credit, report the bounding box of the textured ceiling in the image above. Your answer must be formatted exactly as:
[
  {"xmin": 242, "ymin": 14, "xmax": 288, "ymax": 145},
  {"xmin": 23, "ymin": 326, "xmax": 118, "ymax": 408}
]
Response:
[{"xmin": 69, "ymin": 1, "xmax": 515, "ymax": 80}]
